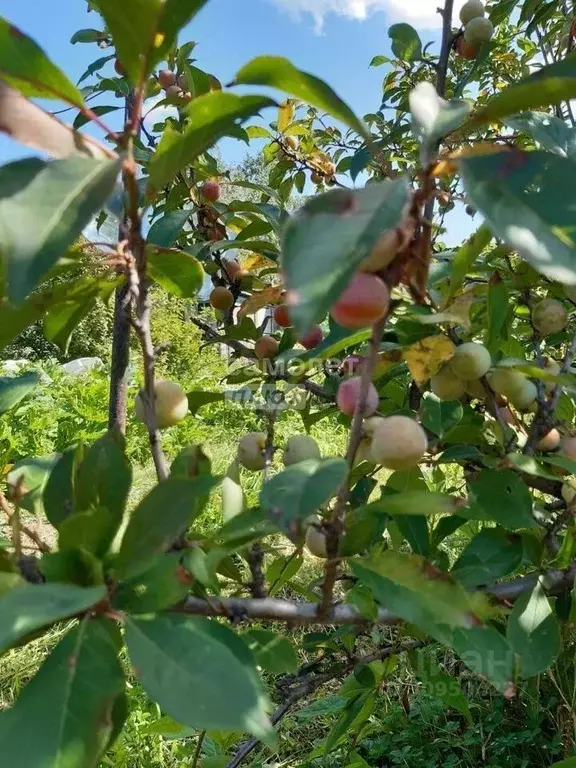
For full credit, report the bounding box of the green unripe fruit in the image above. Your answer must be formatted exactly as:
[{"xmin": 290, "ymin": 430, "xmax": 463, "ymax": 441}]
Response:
[
  {"xmin": 465, "ymin": 378, "xmax": 486, "ymax": 399},
  {"xmin": 305, "ymin": 525, "xmax": 328, "ymax": 558},
  {"xmin": 532, "ymin": 298, "xmax": 568, "ymax": 336},
  {"xmin": 430, "ymin": 367, "xmax": 466, "ymax": 401},
  {"xmin": 450, "ymin": 342, "xmax": 491, "ymax": 380},
  {"xmin": 134, "ymin": 379, "xmax": 189, "ymax": 429},
  {"xmin": 464, "ymin": 16, "xmax": 494, "ymax": 43},
  {"xmin": 508, "ymin": 379, "xmax": 538, "ymax": 410},
  {"xmin": 459, "ymin": 0, "xmax": 485, "ymax": 25},
  {"xmin": 237, "ymin": 432, "xmax": 267, "ymax": 471},
  {"xmin": 283, "ymin": 435, "xmax": 321, "ymax": 466},
  {"xmin": 487, "ymin": 368, "xmax": 527, "ymax": 398},
  {"xmin": 369, "ymin": 416, "xmax": 427, "ymax": 470}
]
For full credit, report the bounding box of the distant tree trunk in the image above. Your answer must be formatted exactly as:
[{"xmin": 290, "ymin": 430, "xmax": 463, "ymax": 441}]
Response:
[{"xmin": 108, "ymin": 90, "xmax": 139, "ymax": 432}]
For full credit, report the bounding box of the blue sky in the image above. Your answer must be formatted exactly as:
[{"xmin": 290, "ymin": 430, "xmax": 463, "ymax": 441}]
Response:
[{"xmin": 0, "ymin": 0, "xmax": 472, "ymax": 243}]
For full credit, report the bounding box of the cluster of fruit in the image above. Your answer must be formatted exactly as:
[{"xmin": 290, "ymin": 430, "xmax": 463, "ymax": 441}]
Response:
[
  {"xmin": 456, "ymin": 0, "xmax": 495, "ymax": 60},
  {"xmin": 157, "ymin": 68, "xmax": 193, "ymax": 102}
]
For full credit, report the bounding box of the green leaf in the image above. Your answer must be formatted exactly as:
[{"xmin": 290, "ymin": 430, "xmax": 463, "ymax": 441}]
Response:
[
  {"xmin": 452, "ymin": 528, "xmax": 523, "ymax": 588},
  {"xmin": 550, "ymin": 759, "xmax": 576, "ymax": 768},
  {"xmin": 0, "ymin": 618, "xmax": 124, "ymax": 767},
  {"xmin": 353, "ymin": 551, "xmax": 492, "ymax": 635},
  {"xmin": 469, "ymin": 53, "xmax": 576, "ymax": 128},
  {"xmin": 485, "ymin": 273, "xmax": 509, "ymax": 353},
  {"xmin": 0, "ymin": 156, "xmax": 121, "ymax": 302},
  {"xmin": 243, "ymin": 629, "xmax": 299, "ymax": 674},
  {"xmin": 234, "ymin": 56, "xmax": 369, "ymax": 141},
  {"xmin": 0, "ymin": 278, "xmax": 120, "ymax": 351},
  {"xmin": 324, "ymin": 691, "xmax": 373, "ymax": 756},
  {"xmin": 40, "ymin": 548, "xmax": 104, "ymax": 587},
  {"xmin": 115, "ymin": 476, "xmax": 218, "ymax": 579},
  {"xmin": 505, "ymin": 111, "xmax": 576, "ymax": 157},
  {"xmin": 148, "ymin": 210, "xmax": 191, "ymax": 247},
  {"xmin": 147, "ymin": 246, "xmax": 204, "ymax": 298},
  {"xmin": 70, "ymin": 28, "xmax": 106, "ymax": 44},
  {"xmin": 0, "ymin": 371, "xmax": 39, "ymax": 414},
  {"xmin": 90, "ymin": 0, "xmax": 209, "ymax": 83},
  {"xmin": 0, "ymin": 16, "xmax": 85, "ymax": 105},
  {"xmin": 420, "ymin": 393, "xmax": 463, "ymax": 438},
  {"xmin": 126, "ymin": 615, "xmax": 273, "ymax": 743},
  {"xmin": 388, "ymin": 23, "xmax": 422, "ymax": 61},
  {"xmin": 75, "ymin": 429, "xmax": 132, "ymax": 521},
  {"xmin": 148, "ymin": 93, "xmax": 274, "ymax": 193},
  {"xmin": 0, "ymin": 582, "xmax": 105, "ymax": 653},
  {"xmin": 112, "ymin": 553, "xmax": 192, "ymax": 613},
  {"xmin": 7, "ymin": 454, "xmax": 58, "ymax": 514},
  {"xmin": 450, "ymin": 625, "xmax": 514, "ymax": 693},
  {"xmin": 507, "ymin": 577, "xmax": 561, "ymax": 677},
  {"xmin": 73, "ymin": 104, "xmax": 119, "ymax": 130},
  {"xmin": 186, "ymin": 390, "xmax": 225, "ymax": 416},
  {"xmin": 43, "ymin": 445, "xmax": 81, "ymax": 529},
  {"xmin": 447, "ymin": 222, "xmax": 493, "ymax": 299},
  {"xmin": 43, "ymin": 277, "xmax": 117, "ymax": 354},
  {"xmin": 260, "ymin": 458, "xmax": 347, "ymax": 533},
  {"xmin": 282, "ymin": 180, "xmax": 410, "ymax": 334},
  {"xmin": 460, "ymin": 150, "xmax": 576, "ymax": 285},
  {"xmin": 410, "ymin": 650, "xmax": 472, "ymax": 722},
  {"xmin": 466, "ymin": 469, "xmax": 538, "ymax": 530},
  {"xmin": 58, "ymin": 507, "xmax": 117, "ymax": 558},
  {"xmin": 363, "ymin": 491, "xmax": 463, "ymax": 517}
]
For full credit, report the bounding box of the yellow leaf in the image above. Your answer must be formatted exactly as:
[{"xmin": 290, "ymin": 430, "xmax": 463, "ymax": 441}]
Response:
[
  {"xmin": 403, "ymin": 335, "xmax": 456, "ymax": 385},
  {"xmin": 241, "ymin": 252, "xmax": 275, "ymax": 272},
  {"xmin": 237, "ymin": 285, "xmax": 284, "ymax": 321},
  {"xmin": 278, "ymin": 100, "xmax": 295, "ymax": 133},
  {"xmin": 433, "ymin": 143, "xmax": 512, "ymax": 177},
  {"xmin": 416, "ymin": 294, "xmax": 475, "ymax": 331},
  {"xmin": 154, "ymin": 33, "xmax": 165, "ymax": 48}
]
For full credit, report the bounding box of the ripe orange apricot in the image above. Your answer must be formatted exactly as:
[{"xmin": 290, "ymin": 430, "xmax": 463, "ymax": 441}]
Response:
[
  {"xmin": 298, "ymin": 325, "xmax": 323, "ymax": 350},
  {"xmin": 254, "ymin": 335, "xmax": 279, "ymax": 360},
  {"xmin": 200, "ymin": 180, "xmax": 221, "ymax": 202},
  {"xmin": 224, "ymin": 259, "xmax": 242, "ymax": 279},
  {"xmin": 337, "ymin": 376, "xmax": 379, "ymax": 417},
  {"xmin": 274, "ymin": 304, "xmax": 292, "ymax": 328},
  {"xmin": 330, "ymin": 273, "xmax": 389, "ymax": 329},
  {"xmin": 210, "ymin": 286, "xmax": 234, "ymax": 311},
  {"xmin": 158, "ymin": 69, "xmax": 176, "ymax": 88}
]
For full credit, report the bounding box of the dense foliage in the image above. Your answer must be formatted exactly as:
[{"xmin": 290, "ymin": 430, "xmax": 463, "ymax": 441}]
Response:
[{"xmin": 3, "ymin": 0, "xmax": 576, "ymax": 765}]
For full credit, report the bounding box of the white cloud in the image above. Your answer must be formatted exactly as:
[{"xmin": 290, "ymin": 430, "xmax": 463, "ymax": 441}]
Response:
[
  {"xmin": 143, "ymin": 94, "xmax": 177, "ymax": 130},
  {"xmin": 268, "ymin": 0, "xmax": 466, "ymax": 32}
]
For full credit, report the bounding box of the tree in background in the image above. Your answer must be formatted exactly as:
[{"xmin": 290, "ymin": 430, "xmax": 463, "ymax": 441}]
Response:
[{"xmin": 2, "ymin": 1, "xmax": 576, "ymax": 766}]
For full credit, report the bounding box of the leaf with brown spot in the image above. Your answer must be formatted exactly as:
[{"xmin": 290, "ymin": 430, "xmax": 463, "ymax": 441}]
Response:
[{"xmin": 403, "ymin": 335, "xmax": 456, "ymax": 385}]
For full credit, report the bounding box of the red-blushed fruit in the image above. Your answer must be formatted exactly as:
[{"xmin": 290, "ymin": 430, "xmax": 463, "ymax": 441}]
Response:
[
  {"xmin": 337, "ymin": 377, "xmax": 379, "ymax": 417},
  {"xmin": 200, "ymin": 180, "xmax": 221, "ymax": 202},
  {"xmin": 311, "ymin": 171, "xmax": 324, "ymax": 184},
  {"xmin": 177, "ymin": 74, "xmax": 188, "ymax": 90},
  {"xmin": 134, "ymin": 379, "xmax": 189, "ymax": 429},
  {"xmin": 158, "ymin": 69, "xmax": 176, "ymax": 88},
  {"xmin": 560, "ymin": 435, "xmax": 576, "ymax": 462},
  {"xmin": 224, "ymin": 259, "xmax": 242, "ymax": 279},
  {"xmin": 456, "ymin": 37, "xmax": 480, "ymax": 59},
  {"xmin": 165, "ymin": 84, "xmax": 183, "ymax": 99},
  {"xmin": 537, "ymin": 428, "xmax": 561, "ymax": 453},
  {"xmin": 254, "ymin": 336, "xmax": 279, "ymax": 360},
  {"xmin": 330, "ymin": 273, "xmax": 389, "ymax": 330},
  {"xmin": 368, "ymin": 416, "xmax": 427, "ymax": 470},
  {"xmin": 274, "ymin": 304, "xmax": 292, "ymax": 328},
  {"xmin": 114, "ymin": 59, "xmax": 126, "ymax": 76},
  {"xmin": 298, "ymin": 325, "xmax": 323, "ymax": 350},
  {"xmin": 210, "ymin": 286, "xmax": 234, "ymax": 311}
]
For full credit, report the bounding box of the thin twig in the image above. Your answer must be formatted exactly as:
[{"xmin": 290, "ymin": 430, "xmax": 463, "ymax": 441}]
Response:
[
  {"xmin": 191, "ymin": 730, "xmax": 206, "ymax": 768},
  {"xmin": 0, "ymin": 492, "xmax": 50, "ymax": 554},
  {"xmin": 318, "ymin": 314, "xmax": 388, "ymax": 619}
]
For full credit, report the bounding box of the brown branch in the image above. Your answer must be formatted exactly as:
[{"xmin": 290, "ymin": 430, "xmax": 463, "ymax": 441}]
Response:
[
  {"xmin": 0, "ymin": 492, "xmax": 50, "ymax": 554},
  {"xmin": 225, "ymin": 639, "xmax": 428, "ymax": 768}
]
